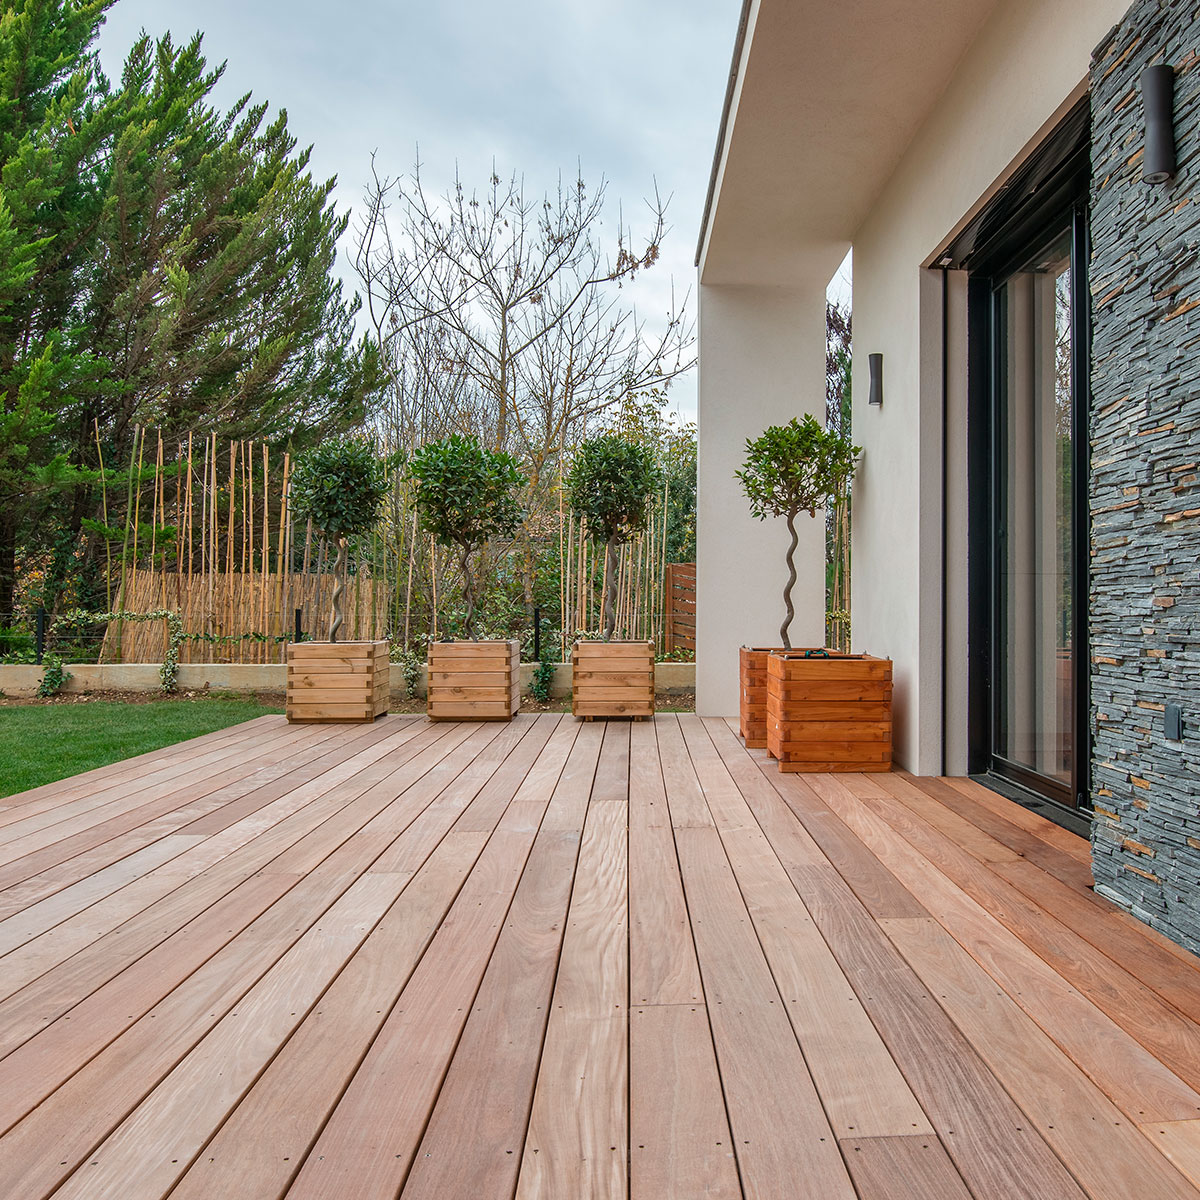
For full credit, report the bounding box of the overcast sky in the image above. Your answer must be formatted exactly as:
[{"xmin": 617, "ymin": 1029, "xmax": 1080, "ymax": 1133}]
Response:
[{"xmin": 95, "ymin": 0, "xmax": 740, "ymax": 424}]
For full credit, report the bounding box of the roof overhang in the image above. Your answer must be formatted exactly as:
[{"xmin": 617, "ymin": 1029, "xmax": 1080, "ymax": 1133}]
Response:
[{"xmin": 697, "ymin": 0, "xmax": 1002, "ymax": 286}]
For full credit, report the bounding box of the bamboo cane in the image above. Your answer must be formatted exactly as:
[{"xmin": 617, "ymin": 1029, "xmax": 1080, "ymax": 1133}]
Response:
[{"xmin": 94, "ymin": 420, "xmax": 112, "ymax": 610}]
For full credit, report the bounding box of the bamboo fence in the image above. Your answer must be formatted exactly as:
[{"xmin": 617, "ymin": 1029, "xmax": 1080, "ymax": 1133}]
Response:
[{"xmin": 86, "ymin": 427, "xmax": 686, "ymax": 664}]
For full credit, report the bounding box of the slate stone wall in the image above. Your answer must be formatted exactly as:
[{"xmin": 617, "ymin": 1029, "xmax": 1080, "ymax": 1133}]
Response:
[{"xmin": 1089, "ymin": 0, "xmax": 1200, "ymax": 952}]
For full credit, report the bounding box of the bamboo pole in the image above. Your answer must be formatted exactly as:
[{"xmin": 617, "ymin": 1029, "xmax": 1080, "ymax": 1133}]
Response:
[
  {"xmin": 278, "ymin": 451, "xmax": 290, "ymax": 662},
  {"xmin": 404, "ymin": 509, "xmax": 416, "ymax": 647},
  {"xmin": 94, "ymin": 420, "xmax": 112, "ymax": 610}
]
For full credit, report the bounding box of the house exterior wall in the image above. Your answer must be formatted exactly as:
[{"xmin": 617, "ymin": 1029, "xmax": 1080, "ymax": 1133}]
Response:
[
  {"xmin": 1088, "ymin": 2, "xmax": 1200, "ymax": 952},
  {"xmin": 695, "ymin": 284, "xmax": 830, "ymax": 715},
  {"xmin": 850, "ymin": 0, "xmax": 1128, "ymax": 773}
]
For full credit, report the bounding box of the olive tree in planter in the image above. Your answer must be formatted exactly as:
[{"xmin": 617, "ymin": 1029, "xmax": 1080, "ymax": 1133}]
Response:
[
  {"xmin": 409, "ymin": 434, "xmax": 524, "ymax": 720},
  {"xmin": 735, "ymin": 415, "xmax": 890, "ymax": 770},
  {"xmin": 286, "ymin": 436, "xmax": 391, "ymax": 723},
  {"xmin": 565, "ymin": 434, "xmax": 662, "ymax": 719}
]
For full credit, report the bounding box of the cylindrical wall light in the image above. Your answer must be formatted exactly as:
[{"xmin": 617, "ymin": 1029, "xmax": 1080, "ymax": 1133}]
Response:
[
  {"xmin": 868, "ymin": 353, "xmax": 883, "ymax": 407},
  {"xmin": 1142, "ymin": 64, "xmax": 1177, "ymax": 185}
]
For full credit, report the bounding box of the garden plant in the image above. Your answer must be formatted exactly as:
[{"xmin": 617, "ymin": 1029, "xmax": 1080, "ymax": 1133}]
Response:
[
  {"xmin": 289, "ymin": 437, "xmax": 391, "ymax": 642},
  {"xmin": 565, "ymin": 435, "xmax": 662, "ymax": 641},
  {"xmin": 736, "ymin": 414, "xmax": 860, "ymax": 649},
  {"xmin": 407, "ymin": 435, "xmax": 524, "ymax": 640}
]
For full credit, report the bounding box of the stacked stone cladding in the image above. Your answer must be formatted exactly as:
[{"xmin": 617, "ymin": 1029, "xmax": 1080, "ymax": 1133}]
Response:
[{"xmin": 1090, "ymin": 0, "xmax": 1200, "ymax": 951}]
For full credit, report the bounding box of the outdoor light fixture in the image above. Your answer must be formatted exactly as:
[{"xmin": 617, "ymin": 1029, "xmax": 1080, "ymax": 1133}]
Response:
[
  {"xmin": 868, "ymin": 353, "xmax": 884, "ymax": 407},
  {"xmin": 1142, "ymin": 64, "xmax": 1177, "ymax": 185}
]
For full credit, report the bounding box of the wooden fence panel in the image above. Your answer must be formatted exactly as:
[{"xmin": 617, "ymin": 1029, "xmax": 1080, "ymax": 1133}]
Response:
[{"xmin": 664, "ymin": 563, "xmax": 696, "ymax": 656}]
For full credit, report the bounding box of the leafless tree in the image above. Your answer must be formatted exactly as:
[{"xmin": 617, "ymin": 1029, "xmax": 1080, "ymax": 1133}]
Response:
[{"xmin": 355, "ymin": 157, "xmax": 695, "ymax": 610}]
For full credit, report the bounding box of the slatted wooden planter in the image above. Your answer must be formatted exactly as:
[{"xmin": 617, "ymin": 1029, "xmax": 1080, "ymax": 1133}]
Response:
[
  {"xmin": 572, "ymin": 640, "xmax": 655, "ymax": 720},
  {"xmin": 427, "ymin": 640, "xmax": 520, "ymax": 721},
  {"xmin": 740, "ymin": 645, "xmax": 787, "ymax": 748},
  {"xmin": 286, "ymin": 640, "xmax": 389, "ymax": 723},
  {"xmin": 766, "ymin": 651, "xmax": 892, "ymax": 772}
]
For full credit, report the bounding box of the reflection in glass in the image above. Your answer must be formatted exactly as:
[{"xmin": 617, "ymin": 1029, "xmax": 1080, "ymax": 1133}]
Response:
[{"xmin": 995, "ymin": 231, "xmax": 1073, "ymax": 787}]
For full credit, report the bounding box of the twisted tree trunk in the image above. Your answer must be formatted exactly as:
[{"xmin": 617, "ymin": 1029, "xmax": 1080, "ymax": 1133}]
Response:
[
  {"xmin": 780, "ymin": 510, "xmax": 799, "ymax": 650},
  {"xmin": 461, "ymin": 543, "xmax": 476, "ymax": 640},
  {"xmin": 329, "ymin": 538, "xmax": 346, "ymax": 643},
  {"xmin": 602, "ymin": 534, "xmax": 619, "ymax": 641}
]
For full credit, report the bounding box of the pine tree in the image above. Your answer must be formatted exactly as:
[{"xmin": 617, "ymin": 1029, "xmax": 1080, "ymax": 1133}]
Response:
[
  {"xmin": 0, "ymin": 2, "xmax": 381, "ymax": 614},
  {"xmin": 0, "ymin": 0, "xmax": 115, "ymax": 617}
]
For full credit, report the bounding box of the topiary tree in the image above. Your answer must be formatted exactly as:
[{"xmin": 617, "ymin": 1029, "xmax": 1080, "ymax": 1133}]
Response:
[
  {"xmin": 289, "ymin": 437, "xmax": 390, "ymax": 643},
  {"xmin": 566, "ymin": 435, "xmax": 662, "ymax": 641},
  {"xmin": 408, "ymin": 434, "xmax": 524, "ymax": 640},
  {"xmin": 735, "ymin": 414, "xmax": 860, "ymax": 650}
]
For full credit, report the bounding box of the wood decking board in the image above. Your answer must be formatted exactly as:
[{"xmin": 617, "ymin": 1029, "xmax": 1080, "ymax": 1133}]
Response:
[
  {"xmin": 896, "ymin": 773, "xmax": 1097, "ymax": 892},
  {"xmin": 516, "ymin": 783, "xmax": 630, "ymax": 1199},
  {"xmin": 0, "ymin": 720, "xmax": 359, "ymax": 914},
  {"xmin": 2, "ymin": 716, "xmax": 1200, "ymax": 1199},
  {"xmin": 882, "ymin": 914, "xmax": 1200, "ymax": 1200},
  {"xmin": 629, "ymin": 1003, "xmax": 742, "ymax": 1200},
  {"xmin": 837, "ymin": 1135, "xmax": 975, "ymax": 1200},
  {"xmin": 840, "ymin": 772, "xmax": 1200, "ymax": 1100},
  {"xmin": 77, "ymin": 720, "xmax": 567, "ymax": 1200},
  {"xmin": 0, "ymin": 720, "xmax": 390, "ymax": 897},
  {"xmin": 811, "ymin": 773, "xmax": 1200, "ymax": 1125},
  {"xmin": 0, "ymin": 721, "xmax": 460, "ymax": 1058},
  {"xmin": 629, "ymin": 723, "xmax": 703, "ymax": 1006}
]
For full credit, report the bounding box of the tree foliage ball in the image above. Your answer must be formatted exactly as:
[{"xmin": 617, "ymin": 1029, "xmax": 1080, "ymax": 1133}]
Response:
[
  {"xmin": 407, "ymin": 434, "xmax": 524, "ymax": 552},
  {"xmin": 565, "ymin": 435, "xmax": 662, "ymax": 547},
  {"xmin": 289, "ymin": 436, "xmax": 390, "ymax": 541},
  {"xmin": 736, "ymin": 414, "xmax": 860, "ymax": 521}
]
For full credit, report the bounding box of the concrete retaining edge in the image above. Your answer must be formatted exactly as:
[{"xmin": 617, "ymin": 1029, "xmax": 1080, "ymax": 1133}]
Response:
[{"xmin": 0, "ymin": 660, "xmax": 696, "ymax": 700}]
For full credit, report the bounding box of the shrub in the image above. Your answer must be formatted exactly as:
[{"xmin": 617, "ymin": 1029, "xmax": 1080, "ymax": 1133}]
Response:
[
  {"xmin": 565, "ymin": 436, "xmax": 661, "ymax": 641},
  {"xmin": 289, "ymin": 437, "xmax": 390, "ymax": 642},
  {"xmin": 408, "ymin": 435, "xmax": 524, "ymax": 641}
]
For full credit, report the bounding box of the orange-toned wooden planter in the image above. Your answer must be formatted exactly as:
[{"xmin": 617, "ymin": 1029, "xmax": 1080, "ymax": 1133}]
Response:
[
  {"xmin": 286, "ymin": 640, "xmax": 389, "ymax": 723},
  {"xmin": 740, "ymin": 645, "xmax": 787, "ymax": 748},
  {"xmin": 766, "ymin": 651, "xmax": 892, "ymax": 772},
  {"xmin": 427, "ymin": 639, "xmax": 520, "ymax": 721},
  {"xmin": 572, "ymin": 640, "xmax": 654, "ymax": 719}
]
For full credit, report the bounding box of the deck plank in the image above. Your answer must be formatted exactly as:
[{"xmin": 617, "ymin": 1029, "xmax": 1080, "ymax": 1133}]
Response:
[
  {"xmin": 515, "ymin": 782, "xmax": 630, "ymax": 1199},
  {"xmin": 1, "ymin": 715, "xmax": 1199, "ymax": 1200},
  {"xmin": 629, "ymin": 1004, "xmax": 742, "ymax": 1200},
  {"xmin": 663, "ymin": 730, "xmax": 856, "ymax": 1200},
  {"xmin": 629, "ymin": 722, "xmax": 702, "ymax": 1006},
  {"xmin": 840, "ymin": 772, "xmax": 1200, "ymax": 1104}
]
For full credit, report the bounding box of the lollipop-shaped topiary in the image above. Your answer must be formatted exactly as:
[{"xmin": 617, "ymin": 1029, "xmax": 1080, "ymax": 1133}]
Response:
[
  {"xmin": 735, "ymin": 414, "xmax": 859, "ymax": 650},
  {"xmin": 565, "ymin": 435, "xmax": 662, "ymax": 641},
  {"xmin": 407, "ymin": 434, "xmax": 524, "ymax": 640},
  {"xmin": 289, "ymin": 436, "xmax": 390, "ymax": 643}
]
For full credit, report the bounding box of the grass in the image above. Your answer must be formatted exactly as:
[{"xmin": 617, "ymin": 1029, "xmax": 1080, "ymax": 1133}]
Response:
[{"xmin": 0, "ymin": 697, "xmax": 282, "ymax": 798}]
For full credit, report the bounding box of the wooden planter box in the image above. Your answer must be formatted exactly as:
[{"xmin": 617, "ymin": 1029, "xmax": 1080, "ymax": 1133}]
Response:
[
  {"xmin": 740, "ymin": 646, "xmax": 787, "ymax": 748},
  {"xmin": 286, "ymin": 640, "xmax": 389, "ymax": 723},
  {"xmin": 766, "ymin": 651, "xmax": 892, "ymax": 772},
  {"xmin": 427, "ymin": 640, "xmax": 520, "ymax": 721},
  {"xmin": 572, "ymin": 640, "xmax": 654, "ymax": 720}
]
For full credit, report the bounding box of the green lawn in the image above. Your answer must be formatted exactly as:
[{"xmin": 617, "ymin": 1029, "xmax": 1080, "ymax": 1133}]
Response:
[{"xmin": 0, "ymin": 697, "xmax": 282, "ymax": 798}]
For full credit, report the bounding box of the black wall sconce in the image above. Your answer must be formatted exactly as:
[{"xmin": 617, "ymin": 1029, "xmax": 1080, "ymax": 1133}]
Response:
[
  {"xmin": 868, "ymin": 353, "xmax": 884, "ymax": 407},
  {"xmin": 1142, "ymin": 64, "xmax": 1177, "ymax": 185}
]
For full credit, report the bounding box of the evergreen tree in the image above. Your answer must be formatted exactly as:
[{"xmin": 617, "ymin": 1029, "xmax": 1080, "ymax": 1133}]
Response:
[
  {"xmin": 0, "ymin": 0, "xmax": 115, "ymax": 616},
  {"xmin": 0, "ymin": 1, "xmax": 381, "ymax": 614}
]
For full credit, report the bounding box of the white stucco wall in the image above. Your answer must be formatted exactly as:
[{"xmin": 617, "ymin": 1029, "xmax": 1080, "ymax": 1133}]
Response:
[
  {"xmin": 850, "ymin": 0, "xmax": 1128, "ymax": 772},
  {"xmin": 695, "ymin": 283, "xmax": 833, "ymax": 715}
]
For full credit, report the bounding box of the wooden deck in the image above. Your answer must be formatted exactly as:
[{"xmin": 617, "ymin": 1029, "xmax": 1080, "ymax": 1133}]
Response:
[{"xmin": 2, "ymin": 712, "xmax": 1200, "ymax": 1199}]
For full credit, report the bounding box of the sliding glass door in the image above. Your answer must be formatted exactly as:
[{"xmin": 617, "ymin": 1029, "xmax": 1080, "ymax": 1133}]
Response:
[{"xmin": 991, "ymin": 227, "xmax": 1080, "ymax": 804}]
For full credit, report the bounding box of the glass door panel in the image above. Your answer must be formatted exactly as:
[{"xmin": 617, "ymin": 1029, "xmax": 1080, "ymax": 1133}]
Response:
[{"xmin": 994, "ymin": 230, "xmax": 1074, "ymax": 793}]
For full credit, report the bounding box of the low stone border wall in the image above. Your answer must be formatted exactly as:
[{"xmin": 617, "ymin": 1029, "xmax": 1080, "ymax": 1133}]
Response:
[{"xmin": 0, "ymin": 661, "xmax": 695, "ymax": 701}]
